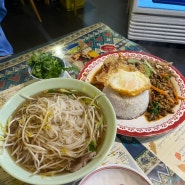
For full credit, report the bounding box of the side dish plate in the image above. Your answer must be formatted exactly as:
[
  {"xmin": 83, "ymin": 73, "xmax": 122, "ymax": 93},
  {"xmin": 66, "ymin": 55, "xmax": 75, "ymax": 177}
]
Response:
[
  {"xmin": 78, "ymin": 51, "xmax": 185, "ymax": 137},
  {"xmin": 78, "ymin": 164, "xmax": 152, "ymax": 185}
]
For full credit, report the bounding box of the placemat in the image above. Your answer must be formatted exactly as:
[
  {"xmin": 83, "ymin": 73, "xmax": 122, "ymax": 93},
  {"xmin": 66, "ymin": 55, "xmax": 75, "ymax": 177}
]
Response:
[{"xmin": 0, "ymin": 22, "xmax": 144, "ymax": 91}]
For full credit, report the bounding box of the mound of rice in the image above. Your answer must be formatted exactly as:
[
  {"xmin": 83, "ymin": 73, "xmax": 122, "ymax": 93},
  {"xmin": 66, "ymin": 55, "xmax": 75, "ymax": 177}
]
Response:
[{"xmin": 103, "ymin": 86, "xmax": 150, "ymax": 120}]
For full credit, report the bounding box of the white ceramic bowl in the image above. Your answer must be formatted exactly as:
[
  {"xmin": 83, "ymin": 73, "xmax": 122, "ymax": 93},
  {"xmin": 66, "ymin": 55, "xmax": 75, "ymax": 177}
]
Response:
[
  {"xmin": 78, "ymin": 164, "xmax": 152, "ymax": 185},
  {"xmin": 0, "ymin": 78, "xmax": 117, "ymax": 185}
]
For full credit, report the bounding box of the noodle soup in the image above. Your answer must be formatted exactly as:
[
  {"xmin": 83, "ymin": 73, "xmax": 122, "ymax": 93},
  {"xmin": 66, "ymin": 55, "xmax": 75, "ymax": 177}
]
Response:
[{"xmin": 4, "ymin": 89, "xmax": 106, "ymax": 176}]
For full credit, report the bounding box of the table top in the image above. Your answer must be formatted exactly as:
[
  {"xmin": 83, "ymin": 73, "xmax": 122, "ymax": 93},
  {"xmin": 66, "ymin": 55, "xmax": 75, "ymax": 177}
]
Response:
[{"xmin": 0, "ymin": 22, "xmax": 185, "ymax": 185}]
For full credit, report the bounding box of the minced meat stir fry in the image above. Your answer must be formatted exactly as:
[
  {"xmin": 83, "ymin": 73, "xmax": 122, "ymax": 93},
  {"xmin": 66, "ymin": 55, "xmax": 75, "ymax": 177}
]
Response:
[{"xmin": 113, "ymin": 54, "xmax": 185, "ymax": 121}]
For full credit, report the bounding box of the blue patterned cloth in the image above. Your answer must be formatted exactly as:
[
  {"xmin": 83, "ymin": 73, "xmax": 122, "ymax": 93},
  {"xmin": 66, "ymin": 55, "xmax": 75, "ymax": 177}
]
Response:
[{"xmin": 0, "ymin": 0, "xmax": 13, "ymax": 57}]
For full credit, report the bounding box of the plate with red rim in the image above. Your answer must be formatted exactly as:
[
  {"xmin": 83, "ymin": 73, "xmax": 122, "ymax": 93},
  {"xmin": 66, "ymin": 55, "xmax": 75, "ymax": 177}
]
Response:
[{"xmin": 78, "ymin": 51, "xmax": 185, "ymax": 137}]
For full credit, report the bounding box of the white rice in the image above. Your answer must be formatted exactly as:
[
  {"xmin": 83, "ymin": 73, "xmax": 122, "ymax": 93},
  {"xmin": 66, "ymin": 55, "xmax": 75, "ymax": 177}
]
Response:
[{"xmin": 103, "ymin": 86, "xmax": 150, "ymax": 120}]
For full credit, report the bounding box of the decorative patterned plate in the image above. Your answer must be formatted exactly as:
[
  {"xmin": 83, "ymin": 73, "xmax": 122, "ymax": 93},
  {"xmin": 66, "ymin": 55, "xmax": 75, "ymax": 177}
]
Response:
[{"xmin": 78, "ymin": 51, "xmax": 185, "ymax": 137}]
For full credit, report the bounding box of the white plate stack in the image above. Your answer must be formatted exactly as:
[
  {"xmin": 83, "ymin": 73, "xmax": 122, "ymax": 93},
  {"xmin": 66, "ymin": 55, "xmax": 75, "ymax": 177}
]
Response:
[{"xmin": 128, "ymin": 0, "xmax": 185, "ymax": 44}]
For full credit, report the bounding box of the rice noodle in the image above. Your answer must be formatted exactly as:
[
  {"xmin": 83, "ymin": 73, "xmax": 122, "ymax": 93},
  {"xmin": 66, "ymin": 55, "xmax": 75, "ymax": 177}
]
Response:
[{"xmin": 2, "ymin": 90, "xmax": 105, "ymax": 176}]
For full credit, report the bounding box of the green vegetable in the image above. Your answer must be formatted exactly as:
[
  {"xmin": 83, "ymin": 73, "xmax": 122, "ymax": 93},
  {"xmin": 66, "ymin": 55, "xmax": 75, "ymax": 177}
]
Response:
[
  {"xmin": 149, "ymin": 102, "xmax": 160, "ymax": 116},
  {"xmin": 127, "ymin": 58, "xmax": 140, "ymax": 64},
  {"xmin": 143, "ymin": 59, "xmax": 157, "ymax": 75},
  {"xmin": 28, "ymin": 52, "xmax": 77, "ymax": 79},
  {"xmin": 89, "ymin": 140, "xmax": 97, "ymax": 152},
  {"xmin": 143, "ymin": 63, "xmax": 151, "ymax": 77}
]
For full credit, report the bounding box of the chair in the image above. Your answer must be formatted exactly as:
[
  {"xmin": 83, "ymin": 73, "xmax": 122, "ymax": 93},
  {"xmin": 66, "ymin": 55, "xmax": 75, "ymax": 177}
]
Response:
[{"xmin": 21, "ymin": 0, "xmax": 50, "ymax": 22}]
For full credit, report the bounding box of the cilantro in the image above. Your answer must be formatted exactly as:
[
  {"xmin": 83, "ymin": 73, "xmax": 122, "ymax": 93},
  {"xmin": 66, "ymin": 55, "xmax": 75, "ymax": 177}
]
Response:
[
  {"xmin": 28, "ymin": 52, "xmax": 77, "ymax": 79},
  {"xmin": 89, "ymin": 140, "xmax": 97, "ymax": 152}
]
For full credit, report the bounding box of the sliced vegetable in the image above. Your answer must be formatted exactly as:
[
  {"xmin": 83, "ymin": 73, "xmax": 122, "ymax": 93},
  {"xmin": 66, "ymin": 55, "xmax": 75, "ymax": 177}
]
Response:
[
  {"xmin": 143, "ymin": 59, "xmax": 157, "ymax": 74},
  {"xmin": 127, "ymin": 58, "xmax": 140, "ymax": 64},
  {"xmin": 143, "ymin": 63, "xmax": 151, "ymax": 77}
]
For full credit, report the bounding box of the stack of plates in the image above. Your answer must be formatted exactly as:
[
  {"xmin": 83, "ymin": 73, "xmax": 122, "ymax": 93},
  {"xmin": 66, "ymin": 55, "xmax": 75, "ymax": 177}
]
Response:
[{"xmin": 128, "ymin": 0, "xmax": 185, "ymax": 44}]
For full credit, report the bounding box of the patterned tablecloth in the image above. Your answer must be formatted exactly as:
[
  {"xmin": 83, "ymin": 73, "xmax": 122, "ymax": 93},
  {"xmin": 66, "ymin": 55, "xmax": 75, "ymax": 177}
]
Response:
[
  {"xmin": 0, "ymin": 22, "xmax": 185, "ymax": 185},
  {"xmin": 0, "ymin": 22, "xmax": 145, "ymax": 91}
]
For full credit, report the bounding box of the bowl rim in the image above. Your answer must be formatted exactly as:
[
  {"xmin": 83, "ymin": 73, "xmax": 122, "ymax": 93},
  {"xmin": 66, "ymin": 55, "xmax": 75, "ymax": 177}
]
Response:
[
  {"xmin": 78, "ymin": 164, "xmax": 152, "ymax": 185},
  {"xmin": 0, "ymin": 78, "xmax": 117, "ymax": 185}
]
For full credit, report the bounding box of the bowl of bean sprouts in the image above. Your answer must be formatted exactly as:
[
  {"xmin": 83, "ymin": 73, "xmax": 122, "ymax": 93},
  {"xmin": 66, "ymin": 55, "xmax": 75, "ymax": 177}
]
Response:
[{"xmin": 0, "ymin": 78, "xmax": 117, "ymax": 185}]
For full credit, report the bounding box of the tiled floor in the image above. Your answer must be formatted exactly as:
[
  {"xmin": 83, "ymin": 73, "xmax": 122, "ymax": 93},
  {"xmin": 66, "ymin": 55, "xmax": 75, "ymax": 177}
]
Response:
[{"xmin": 2, "ymin": 0, "xmax": 185, "ymax": 76}]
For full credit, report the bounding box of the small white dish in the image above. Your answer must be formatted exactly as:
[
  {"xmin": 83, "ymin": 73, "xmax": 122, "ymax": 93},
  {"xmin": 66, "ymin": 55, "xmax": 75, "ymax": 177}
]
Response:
[{"xmin": 78, "ymin": 164, "xmax": 152, "ymax": 185}]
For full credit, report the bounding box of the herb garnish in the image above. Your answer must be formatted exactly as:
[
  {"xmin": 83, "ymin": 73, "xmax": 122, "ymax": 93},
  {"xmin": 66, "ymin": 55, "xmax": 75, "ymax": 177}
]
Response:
[{"xmin": 28, "ymin": 52, "xmax": 77, "ymax": 79}]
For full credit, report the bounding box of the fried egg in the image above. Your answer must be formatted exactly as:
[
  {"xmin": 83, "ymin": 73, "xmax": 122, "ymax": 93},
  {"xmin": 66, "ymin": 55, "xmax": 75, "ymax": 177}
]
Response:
[
  {"xmin": 94, "ymin": 57, "xmax": 151, "ymax": 96},
  {"xmin": 105, "ymin": 68, "xmax": 151, "ymax": 96}
]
